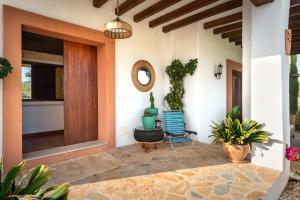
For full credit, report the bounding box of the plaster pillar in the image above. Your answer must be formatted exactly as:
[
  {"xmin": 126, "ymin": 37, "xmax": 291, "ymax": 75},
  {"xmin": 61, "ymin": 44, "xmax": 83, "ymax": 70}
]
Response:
[{"xmin": 242, "ymin": 1, "xmax": 291, "ymax": 198}]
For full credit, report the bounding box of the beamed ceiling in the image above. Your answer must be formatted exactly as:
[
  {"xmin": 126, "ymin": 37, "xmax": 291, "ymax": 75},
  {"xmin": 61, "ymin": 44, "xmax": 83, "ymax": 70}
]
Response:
[
  {"xmin": 290, "ymin": 0, "xmax": 300, "ymax": 55},
  {"xmin": 93, "ymin": 0, "xmax": 299, "ymax": 54}
]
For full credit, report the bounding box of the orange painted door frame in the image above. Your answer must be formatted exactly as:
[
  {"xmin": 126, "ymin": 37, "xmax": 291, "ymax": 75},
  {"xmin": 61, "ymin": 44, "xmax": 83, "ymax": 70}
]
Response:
[{"xmin": 3, "ymin": 5, "xmax": 115, "ymax": 171}]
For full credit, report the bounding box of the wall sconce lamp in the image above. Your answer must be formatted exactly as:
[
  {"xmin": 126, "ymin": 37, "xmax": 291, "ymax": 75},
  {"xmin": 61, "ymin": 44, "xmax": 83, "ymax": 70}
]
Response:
[{"xmin": 214, "ymin": 64, "xmax": 223, "ymax": 79}]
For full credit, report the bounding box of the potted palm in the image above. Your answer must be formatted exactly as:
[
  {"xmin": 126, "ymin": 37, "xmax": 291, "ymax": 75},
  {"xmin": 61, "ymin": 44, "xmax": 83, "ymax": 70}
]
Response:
[
  {"xmin": 142, "ymin": 109, "xmax": 155, "ymax": 129},
  {"xmin": 210, "ymin": 107, "xmax": 269, "ymax": 163},
  {"xmin": 146, "ymin": 92, "xmax": 158, "ymax": 116}
]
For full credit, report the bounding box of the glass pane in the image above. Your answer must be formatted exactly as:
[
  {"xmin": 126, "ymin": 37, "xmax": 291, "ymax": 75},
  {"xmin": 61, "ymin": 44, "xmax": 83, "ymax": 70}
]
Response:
[
  {"xmin": 137, "ymin": 67, "xmax": 151, "ymax": 85},
  {"xmin": 22, "ymin": 65, "xmax": 32, "ymax": 99}
]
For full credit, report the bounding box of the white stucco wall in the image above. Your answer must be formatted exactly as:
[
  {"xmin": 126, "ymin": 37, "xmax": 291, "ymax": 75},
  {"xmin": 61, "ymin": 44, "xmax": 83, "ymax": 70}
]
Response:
[
  {"xmin": 169, "ymin": 23, "xmax": 242, "ymax": 143},
  {"xmin": 22, "ymin": 102, "xmax": 64, "ymax": 134},
  {"xmin": 0, "ymin": 0, "xmax": 242, "ymax": 152}
]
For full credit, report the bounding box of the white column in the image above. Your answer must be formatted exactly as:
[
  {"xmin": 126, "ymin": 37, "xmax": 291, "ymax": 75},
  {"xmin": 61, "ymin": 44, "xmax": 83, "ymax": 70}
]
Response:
[
  {"xmin": 243, "ymin": 0, "xmax": 290, "ymax": 172},
  {"xmin": 242, "ymin": 0, "xmax": 252, "ymax": 120}
]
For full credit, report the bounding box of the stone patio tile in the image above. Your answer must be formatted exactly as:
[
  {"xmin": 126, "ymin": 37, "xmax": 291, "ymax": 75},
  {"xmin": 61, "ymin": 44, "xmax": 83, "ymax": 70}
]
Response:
[{"xmin": 48, "ymin": 142, "xmax": 280, "ymax": 200}]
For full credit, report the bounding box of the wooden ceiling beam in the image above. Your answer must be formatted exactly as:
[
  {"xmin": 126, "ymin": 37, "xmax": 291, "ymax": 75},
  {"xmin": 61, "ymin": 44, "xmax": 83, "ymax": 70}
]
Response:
[
  {"xmin": 222, "ymin": 29, "xmax": 242, "ymax": 39},
  {"xmin": 149, "ymin": 0, "xmax": 219, "ymax": 28},
  {"xmin": 249, "ymin": 0, "xmax": 273, "ymax": 7},
  {"xmin": 291, "ymin": 0, "xmax": 300, "ymax": 6},
  {"xmin": 115, "ymin": 0, "xmax": 146, "ymax": 16},
  {"xmin": 289, "ymin": 21, "xmax": 300, "ymax": 29},
  {"xmin": 213, "ymin": 22, "xmax": 242, "ymax": 34},
  {"xmin": 162, "ymin": 0, "xmax": 242, "ymax": 33},
  {"xmin": 134, "ymin": 0, "xmax": 182, "ymax": 22},
  {"xmin": 93, "ymin": 0, "xmax": 108, "ymax": 8},
  {"xmin": 229, "ymin": 35, "xmax": 242, "ymax": 43},
  {"xmin": 235, "ymin": 41, "xmax": 242, "ymax": 45},
  {"xmin": 290, "ymin": 5, "xmax": 300, "ymax": 16},
  {"xmin": 203, "ymin": 12, "xmax": 243, "ymax": 29},
  {"xmin": 204, "ymin": 12, "xmax": 242, "ymax": 29},
  {"xmin": 289, "ymin": 14, "xmax": 300, "ymax": 25}
]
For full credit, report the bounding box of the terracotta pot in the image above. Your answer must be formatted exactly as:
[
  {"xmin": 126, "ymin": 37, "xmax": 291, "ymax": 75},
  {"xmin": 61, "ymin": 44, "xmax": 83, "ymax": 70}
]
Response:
[
  {"xmin": 290, "ymin": 114, "xmax": 296, "ymax": 125},
  {"xmin": 223, "ymin": 143, "xmax": 250, "ymax": 163}
]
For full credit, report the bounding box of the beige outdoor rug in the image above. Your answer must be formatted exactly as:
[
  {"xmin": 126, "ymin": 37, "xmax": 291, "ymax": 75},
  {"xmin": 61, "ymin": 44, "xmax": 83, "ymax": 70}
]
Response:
[{"xmin": 47, "ymin": 152, "xmax": 126, "ymax": 185}]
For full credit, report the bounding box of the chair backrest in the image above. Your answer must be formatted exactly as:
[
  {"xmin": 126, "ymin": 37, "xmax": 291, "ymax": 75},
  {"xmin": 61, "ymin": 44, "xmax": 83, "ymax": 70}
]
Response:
[{"xmin": 163, "ymin": 111, "xmax": 184, "ymax": 135}]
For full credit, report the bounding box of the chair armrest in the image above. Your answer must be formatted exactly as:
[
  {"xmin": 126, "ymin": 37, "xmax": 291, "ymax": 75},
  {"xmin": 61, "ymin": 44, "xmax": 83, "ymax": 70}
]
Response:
[{"xmin": 185, "ymin": 130, "xmax": 197, "ymax": 135}]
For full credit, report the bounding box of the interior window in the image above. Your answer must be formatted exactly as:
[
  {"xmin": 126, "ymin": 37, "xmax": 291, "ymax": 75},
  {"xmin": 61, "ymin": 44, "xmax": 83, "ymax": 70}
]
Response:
[
  {"xmin": 22, "ymin": 63, "xmax": 64, "ymax": 101},
  {"xmin": 22, "ymin": 65, "xmax": 32, "ymax": 99}
]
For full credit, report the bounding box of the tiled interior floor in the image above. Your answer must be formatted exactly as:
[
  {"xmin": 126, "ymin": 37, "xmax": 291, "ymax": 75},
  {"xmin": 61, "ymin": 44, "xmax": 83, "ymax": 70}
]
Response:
[{"xmin": 49, "ymin": 142, "xmax": 280, "ymax": 200}]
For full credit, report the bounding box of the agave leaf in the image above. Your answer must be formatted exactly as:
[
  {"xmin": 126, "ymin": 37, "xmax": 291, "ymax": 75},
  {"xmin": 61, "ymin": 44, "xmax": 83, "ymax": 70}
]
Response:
[
  {"xmin": 18, "ymin": 165, "xmax": 49, "ymax": 195},
  {"xmin": 0, "ymin": 161, "xmax": 25, "ymax": 199},
  {"xmin": 41, "ymin": 183, "xmax": 69, "ymax": 200}
]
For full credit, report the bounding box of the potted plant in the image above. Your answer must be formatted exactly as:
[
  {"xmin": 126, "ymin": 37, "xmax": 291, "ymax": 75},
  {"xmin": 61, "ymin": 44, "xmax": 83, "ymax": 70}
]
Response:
[
  {"xmin": 142, "ymin": 109, "xmax": 155, "ymax": 129},
  {"xmin": 290, "ymin": 55, "xmax": 299, "ymax": 125},
  {"xmin": 0, "ymin": 57, "xmax": 13, "ymax": 79},
  {"xmin": 210, "ymin": 107, "xmax": 269, "ymax": 163},
  {"xmin": 164, "ymin": 59, "xmax": 198, "ymax": 117},
  {"xmin": 146, "ymin": 92, "xmax": 158, "ymax": 116},
  {"xmin": 0, "ymin": 159, "xmax": 69, "ymax": 199}
]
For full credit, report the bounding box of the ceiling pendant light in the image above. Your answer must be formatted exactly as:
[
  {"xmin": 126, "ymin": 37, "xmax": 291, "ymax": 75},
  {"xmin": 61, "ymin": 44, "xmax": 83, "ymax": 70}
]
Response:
[{"xmin": 104, "ymin": 0, "xmax": 133, "ymax": 39}]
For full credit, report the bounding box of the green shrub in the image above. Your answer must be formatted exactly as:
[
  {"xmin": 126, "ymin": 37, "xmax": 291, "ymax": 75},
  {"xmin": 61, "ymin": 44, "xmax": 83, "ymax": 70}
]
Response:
[
  {"xmin": 296, "ymin": 111, "xmax": 300, "ymax": 126},
  {"xmin": 290, "ymin": 55, "xmax": 299, "ymax": 115},
  {"xmin": 0, "ymin": 57, "xmax": 13, "ymax": 79}
]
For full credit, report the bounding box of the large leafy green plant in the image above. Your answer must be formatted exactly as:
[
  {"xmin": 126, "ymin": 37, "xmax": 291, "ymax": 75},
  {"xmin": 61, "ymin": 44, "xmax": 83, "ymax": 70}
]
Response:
[
  {"xmin": 210, "ymin": 117, "xmax": 269, "ymax": 145},
  {"xmin": 290, "ymin": 55, "xmax": 299, "ymax": 115},
  {"xmin": 0, "ymin": 57, "xmax": 13, "ymax": 79},
  {"xmin": 164, "ymin": 59, "xmax": 198, "ymax": 111},
  {"xmin": 0, "ymin": 159, "xmax": 69, "ymax": 199},
  {"xmin": 210, "ymin": 107, "xmax": 269, "ymax": 145}
]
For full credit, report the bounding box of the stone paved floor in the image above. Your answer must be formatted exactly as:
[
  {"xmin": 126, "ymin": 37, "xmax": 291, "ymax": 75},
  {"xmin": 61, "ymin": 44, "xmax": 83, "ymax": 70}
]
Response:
[{"xmin": 52, "ymin": 142, "xmax": 280, "ymax": 200}]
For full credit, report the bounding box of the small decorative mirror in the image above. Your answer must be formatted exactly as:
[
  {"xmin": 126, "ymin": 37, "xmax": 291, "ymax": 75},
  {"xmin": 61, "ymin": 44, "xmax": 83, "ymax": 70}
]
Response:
[{"xmin": 132, "ymin": 60, "xmax": 155, "ymax": 92}]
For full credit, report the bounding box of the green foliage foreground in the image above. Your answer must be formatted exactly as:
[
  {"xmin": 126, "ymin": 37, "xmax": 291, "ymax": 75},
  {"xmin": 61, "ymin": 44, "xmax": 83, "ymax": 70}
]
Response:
[{"xmin": 0, "ymin": 160, "xmax": 69, "ymax": 200}]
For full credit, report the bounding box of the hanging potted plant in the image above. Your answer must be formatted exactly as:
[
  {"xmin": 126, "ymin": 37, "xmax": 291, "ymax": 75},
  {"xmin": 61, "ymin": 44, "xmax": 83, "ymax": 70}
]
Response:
[
  {"xmin": 0, "ymin": 57, "xmax": 13, "ymax": 79},
  {"xmin": 289, "ymin": 55, "xmax": 299, "ymax": 125},
  {"xmin": 164, "ymin": 59, "xmax": 198, "ymax": 119},
  {"xmin": 146, "ymin": 92, "xmax": 158, "ymax": 116},
  {"xmin": 210, "ymin": 106, "xmax": 269, "ymax": 163}
]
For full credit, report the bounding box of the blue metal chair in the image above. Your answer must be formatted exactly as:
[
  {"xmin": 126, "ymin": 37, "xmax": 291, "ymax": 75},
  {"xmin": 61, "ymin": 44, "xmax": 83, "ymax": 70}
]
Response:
[{"xmin": 163, "ymin": 111, "xmax": 197, "ymax": 149}]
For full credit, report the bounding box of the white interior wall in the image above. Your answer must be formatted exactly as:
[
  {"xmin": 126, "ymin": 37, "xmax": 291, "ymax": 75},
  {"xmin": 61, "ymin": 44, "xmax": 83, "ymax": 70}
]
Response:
[
  {"xmin": 22, "ymin": 102, "xmax": 64, "ymax": 134},
  {"xmin": 170, "ymin": 23, "xmax": 242, "ymax": 143},
  {"xmin": 0, "ymin": 0, "xmax": 242, "ymax": 152}
]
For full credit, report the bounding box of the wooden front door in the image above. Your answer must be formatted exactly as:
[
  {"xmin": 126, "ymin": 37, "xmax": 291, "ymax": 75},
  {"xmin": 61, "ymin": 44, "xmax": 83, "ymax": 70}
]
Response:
[
  {"xmin": 232, "ymin": 70, "xmax": 243, "ymax": 119},
  {"xmin": 64, "ymin": 41, "xmax": 98, "ymax": 145},
  {"xmin": 226, "ymin": 60, "xmax": 242, "ymax": 116}
]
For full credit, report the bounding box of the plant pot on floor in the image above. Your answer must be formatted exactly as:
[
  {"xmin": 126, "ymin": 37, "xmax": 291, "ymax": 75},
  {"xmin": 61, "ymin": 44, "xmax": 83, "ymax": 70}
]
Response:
[
  {"xmin": 223, "ymin": 143, "xmax": 250, "ymax": 163},
  {"xmin": 142, "ymin": 116, "xmax": 155, "ymax": 129}
]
